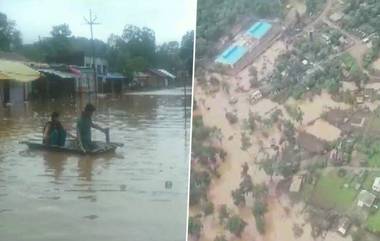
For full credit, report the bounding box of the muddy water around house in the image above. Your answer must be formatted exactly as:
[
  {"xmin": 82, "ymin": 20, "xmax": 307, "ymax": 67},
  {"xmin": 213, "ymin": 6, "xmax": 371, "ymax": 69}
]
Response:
[{"xmin": 0, "ymin": 88, "xmax": 191, "ymax": 241}]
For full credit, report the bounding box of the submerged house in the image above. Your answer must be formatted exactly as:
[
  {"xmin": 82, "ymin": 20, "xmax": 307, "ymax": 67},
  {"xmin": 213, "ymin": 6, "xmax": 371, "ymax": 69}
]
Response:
[
  {"xmin": 78, "ymin": 57, "xmax": 126, "ymax": 93},
  {"xmin": 289, "ymin": 175, "xmax": 304, "ymax": 193},
  {"xmin": 337, "ymin": 216, "xmax": 351, "ymax": 236},
  {"xmin": 357, "ymin": 190, "xmax": 376, "ymax": 208},
  {"xmin": 69, "ymin": 65, "xmax": 96, "ymax": 93},
  {"xmin": 102, "ymin": 72, "xmax": 127, "ymax": 93},
  {"xmin": 133, "ymin": 69, "xmax": 176, "ymax": 89},
  {"xmin": 0, "ymin": 59, "xmax": 40, "ymax": 106},
  {"xmin": 372, "ymin": 177, "xmax": 380, "ymax": 192},
  {"xmin": 36, "ymin": 67, "xmax": 76, "ymax": 98}
]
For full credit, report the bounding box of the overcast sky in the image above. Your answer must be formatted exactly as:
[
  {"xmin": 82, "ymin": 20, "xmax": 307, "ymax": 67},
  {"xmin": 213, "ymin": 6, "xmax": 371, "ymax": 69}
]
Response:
[{"xmin": 0, "ymin": 0, "xmax": 196, "ymax": 44}]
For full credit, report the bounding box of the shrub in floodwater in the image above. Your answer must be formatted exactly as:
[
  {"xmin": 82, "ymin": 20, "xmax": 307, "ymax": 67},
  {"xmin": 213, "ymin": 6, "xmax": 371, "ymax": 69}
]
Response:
[
  {"xmin": 202, "ymin": 200, "xmax": 214, "ymax": 216},
  {"xmin": 192, "ymin": 116, "xmax": 215, "ymax": 142},
  {"xmin": 252, "ymin": 183, "xmax": 269, "ymax": 200},
  {"xmin": 226, "ymin": 215, "xmax": 247, "ymax": 237},
  {"xmin": 241, "ymin": 132, "xmax": 252, "ymax": 151},
  {"xmin": 270, "ymin": 109, "xmax": 283, "ymax": 123},
  {"xmin": 252, "ymin": 200, "xmax": 267, "ymax": 217},
  {"xmin": 337, "ymin": 168, "xmax": 347, "ymax": 177},
  {"xmin": 239, "ymin": 175, "xmax": 253, "ymax": 194},
  {"xmin": 231, "ymin": 188, "xmax": 245, "ymax": 207},
  {"xmin": 255, "ymin": 215, "xmax": 266, "ymax": 234},
  {"xmin": 189, "ymin": 170, "xmax": 211, "ymax": 206},
  {"xmin": 218, "ymin": 204, "xmax": 230, "ymax": 225},
  {"xmin": 252, "ymin": 200, "xmax": 268, "ymax": 234},
  {"xmin": 225, "ymin": 112, "xmax": 238, "ymax": 124},
  {"xmin": 214, "ymin": 235, "xmax": 227, "ymax": 241},
  {"xmin": 188, "ymin": 216, "xmax": 203, "ymax": 238},
  {"xmin": 293, "ymin": 224, "xmax": 304, "ymax": 238},
  {"xmin": 209, "ymin": 76, "xmax": 220, "ymax": 86}
]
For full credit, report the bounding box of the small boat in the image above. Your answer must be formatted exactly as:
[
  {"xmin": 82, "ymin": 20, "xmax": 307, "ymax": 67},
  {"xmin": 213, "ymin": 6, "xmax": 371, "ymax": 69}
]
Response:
[{"xmin": 20, "ymin": 139, "xmax": 123, "ymax": 155}]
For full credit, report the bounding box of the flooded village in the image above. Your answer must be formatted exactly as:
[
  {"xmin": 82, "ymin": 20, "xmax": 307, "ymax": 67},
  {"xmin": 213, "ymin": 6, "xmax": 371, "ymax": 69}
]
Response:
[
  {"xmin": 0, "ymin": 2, "xmax": 194, "ymax": 241},
  {"xmin": 189, "ymin": 0, "xmax": 380, "ymax": 241}
]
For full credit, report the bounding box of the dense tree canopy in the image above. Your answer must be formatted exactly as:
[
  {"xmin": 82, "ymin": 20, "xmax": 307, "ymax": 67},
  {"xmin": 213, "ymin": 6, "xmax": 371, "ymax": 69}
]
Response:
[
  {"xmin": 0, "ymin": 12, "xmax": 21, "ymax": 51},
  {"xmin": 0, "ymin": 10, "xmax": 194, "ymax": 78},
  {"xmin": 196, "ymin": 0, "xmax": 282, "ymax": 58},
  {"xmin": 106, "ymin": 26, "xmax": 192, "ymax": 78}
]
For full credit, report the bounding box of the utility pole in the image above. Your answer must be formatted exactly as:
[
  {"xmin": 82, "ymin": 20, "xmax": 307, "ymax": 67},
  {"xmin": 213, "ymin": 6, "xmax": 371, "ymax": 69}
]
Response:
[{"xmin": 84, "ymin": 10, "xmax": 100, "ymax": 98}]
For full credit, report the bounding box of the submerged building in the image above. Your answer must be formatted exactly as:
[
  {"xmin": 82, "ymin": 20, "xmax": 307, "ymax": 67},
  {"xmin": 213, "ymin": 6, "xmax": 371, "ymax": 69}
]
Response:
[
  {"xmin": 0, "ymin": 59, "xmax": 40, "ymax": 106},
  {"xmin": 132, "ymin": 69, "xmax": 176, "ymax": 89}
]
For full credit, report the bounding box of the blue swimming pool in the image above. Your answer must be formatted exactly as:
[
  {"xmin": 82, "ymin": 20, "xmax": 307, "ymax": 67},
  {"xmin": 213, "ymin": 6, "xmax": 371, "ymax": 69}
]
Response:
[
  {"xmin": 215, "ymin": 44, "xmax": 247, "ymax": 65},
  {"xmin": 247, "ymin": 21, "xmax": 272, "ymax": 39}
]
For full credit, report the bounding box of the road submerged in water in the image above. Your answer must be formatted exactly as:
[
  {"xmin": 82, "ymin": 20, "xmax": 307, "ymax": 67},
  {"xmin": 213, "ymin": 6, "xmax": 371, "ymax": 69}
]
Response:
[{"xmin": 0, "ymin": 87, "xmax": 191, "ymax": 241}]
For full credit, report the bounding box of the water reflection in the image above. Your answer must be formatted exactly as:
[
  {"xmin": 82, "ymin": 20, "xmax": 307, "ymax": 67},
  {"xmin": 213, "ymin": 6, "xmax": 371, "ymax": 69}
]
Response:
[
  {"xmin": 43, "ymin": 152, "xmax": 67, "ymax": 180},
  {"xmin": 0, "ymin": 88, "xmax": 191, "ymax": 241}
]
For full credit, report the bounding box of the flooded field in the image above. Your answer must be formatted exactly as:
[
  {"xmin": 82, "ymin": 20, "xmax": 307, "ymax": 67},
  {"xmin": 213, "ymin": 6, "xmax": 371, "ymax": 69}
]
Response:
[
  {"xmin": 0, "ymin": 88, "xmax": 191, "ymax": 241},
  {"xmin": 305, "ymin": 119, "xmax": 341, "ymax": 142}
]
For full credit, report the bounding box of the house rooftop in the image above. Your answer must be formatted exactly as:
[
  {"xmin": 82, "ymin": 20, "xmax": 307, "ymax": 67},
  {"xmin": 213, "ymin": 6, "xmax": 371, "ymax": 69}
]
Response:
[
  {"xmin": 330, "ymin": 12, "xmax": 344, "ymax": 22},
  {"xmin": 289, "ymin": 175, "xmax": 303, "ymax": 192},
  {"xmin": 337, "ymin": 216, "xmax": 351, "ymax": 236},
  {"xmin": 38, "ymin": 68, "xmax": 76, "ymax": 79},
  {"xmin": 358, "ymin": 190, "xmax": 376, "ymax": 207},
  {"xmin": 147, "ymin": 68, "xmax": 176, "ymax": 79},
  {"xmin": 373, "ymin": 177, "xmax": 380, "ymax": 190},
  {"xmin": 157, "ymin": 69, "xmax": 176, "ymax": 79}
]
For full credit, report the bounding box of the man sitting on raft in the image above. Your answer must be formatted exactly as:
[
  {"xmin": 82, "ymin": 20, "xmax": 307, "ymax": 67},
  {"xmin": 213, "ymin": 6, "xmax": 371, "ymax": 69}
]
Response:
[
  {"xmin": 77, "ymin": 103, "xmax": 108, "ymax": 151},
  {"xmin": 43, "ymin": 112, "xmax": 67, "ymax": 146}
]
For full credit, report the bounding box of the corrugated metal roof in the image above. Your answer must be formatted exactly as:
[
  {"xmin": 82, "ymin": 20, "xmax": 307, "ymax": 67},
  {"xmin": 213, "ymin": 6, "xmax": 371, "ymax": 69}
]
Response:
[
  {"xmin": 147, "ymin": 68, "xmax": 176, "ymax": 79},
  {"xmin": 106, "ymin": 72, "xmax": 125, "ymax": 79},
  {"xmin": 157, "ymin": 69, "xmax": 176, "ymax": 79},
  {"xmin": 38, "ymin": 69, "xmax": 76, "ymax": 79}
]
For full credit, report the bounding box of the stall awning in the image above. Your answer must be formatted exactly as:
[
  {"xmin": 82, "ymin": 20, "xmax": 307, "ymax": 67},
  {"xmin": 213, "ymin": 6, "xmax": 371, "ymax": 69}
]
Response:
[
  {"xmin": 0, "ymin": 59, "xmax": 41, "ymax": 82},
  {"xmin": 38, "ymin": 68, "xmax": 76, "ymax": 79}
]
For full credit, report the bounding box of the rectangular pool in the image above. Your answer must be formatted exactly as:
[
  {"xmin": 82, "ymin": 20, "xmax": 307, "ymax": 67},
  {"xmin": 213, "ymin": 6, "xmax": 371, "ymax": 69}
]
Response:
[
  {"xmin": 246, "ymin": 21, "xmax": 272, "ymax": 39},
  {"xmin": 215, "ymin": 44, "xmax": 247, "ymax": 65}
]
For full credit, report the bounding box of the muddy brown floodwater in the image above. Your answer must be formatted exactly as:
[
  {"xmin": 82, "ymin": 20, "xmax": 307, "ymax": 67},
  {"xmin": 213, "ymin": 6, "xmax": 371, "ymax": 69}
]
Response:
[{"xmin": 0, "ymin": 88, "xmax": 191, "ymax": 241}]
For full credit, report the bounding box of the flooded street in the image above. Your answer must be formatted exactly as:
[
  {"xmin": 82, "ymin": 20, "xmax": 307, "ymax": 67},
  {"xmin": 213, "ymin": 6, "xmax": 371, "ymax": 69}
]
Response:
[{"xmin": 0, "ymin": 88, "xmax": 191, "ymax": 241}]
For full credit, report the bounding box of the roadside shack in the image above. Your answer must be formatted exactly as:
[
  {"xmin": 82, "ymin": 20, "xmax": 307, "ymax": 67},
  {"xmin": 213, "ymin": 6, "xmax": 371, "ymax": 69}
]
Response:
[{"xmin": 0, "ymin": 59, "xmax": 41, "ymax": 106}]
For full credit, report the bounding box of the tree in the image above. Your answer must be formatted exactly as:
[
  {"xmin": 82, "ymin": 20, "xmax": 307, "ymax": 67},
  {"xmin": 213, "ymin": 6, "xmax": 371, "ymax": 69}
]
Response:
[
  {"xmin": 202, "ymin": 201, "xmax": 214, "ymax": 216},
  {"xmin": 231, "ymin": 189, "xmax": 245, "ymax": 207},
  {"xmin": 241, "ymin": 132, "xmax": 252, "ymax": 151},
  {"xmin": 122, "ymin": 25, "xmax": 156, "ymax": 65},
  {"xmin": 50, "ymin": 24, "xmax": 72, "ymax": 38},
  {"xmin": 214, "ymin": 235, "xmax": 227, "ymax": 241},
  {"xmin": 240, "ymin": 174, "xmax": 253, "ymax": 194},
  {"xmin": 37, "ymin": 23, "xmax": 74, "ymax": 63},
  {"xmin": 188, "ymin": 216, "xmax": 203, "ymax": 238},
  {"xmin": 261, "ymin": 157, "xmax": 275, "ymax": 180},
  {"xmin": 226, "ymin": 215, "xmax": 247, "ymax": 237},
  {"xmin": 156, "ymin": 41, "xmax": 181, "ymax": 72},
  {"xmin": 218, "ymin": 204, "xmax": 229, "ymax": 225},
  {"xmin": 252, "ymin": 200, "xmax": 268, "ymax": 234},
  {"xmin": 306, "ymin": 0, "xmax": 318, "ymax": 15},
  {"xmin": 252, "ymin": 183, "xmax": 268, "ymax": 200},
  {"xmin": 0, "ymin": 12, "xmax": 21, "ymax": 51},
  {"xmin": 196, "ymin": 0, "xmax": 282, "ymax": 58},
  {"xmin": 180, "ymin": 31, "xmax": 194, "ymax": 75},
  {"xmin": 249, "ymin": 66, "xmax": 258, "ymax": 88},
  {"xmin": 253, "ymin": 200, "xmax": 267, "ymax": 217},
  {"xmin": 106, "ymin": 25, "xmax": 192, "ymax": 78},
  {"xmin": 255, "ymin": 215, "xmax": 266, "ymax": 234}
]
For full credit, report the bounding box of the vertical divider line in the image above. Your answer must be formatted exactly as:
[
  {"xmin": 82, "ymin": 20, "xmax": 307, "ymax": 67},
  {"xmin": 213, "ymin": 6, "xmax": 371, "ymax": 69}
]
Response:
[{"xmin": 185, "ymin": 1, "xmax": 198, "ymax": 240}]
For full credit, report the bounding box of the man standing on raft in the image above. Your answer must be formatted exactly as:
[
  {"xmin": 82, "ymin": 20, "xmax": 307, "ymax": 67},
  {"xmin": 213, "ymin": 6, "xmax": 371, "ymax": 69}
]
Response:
[{"xmin": 77, "ymin": 103, "xmax": 109, "ymax": 151}]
